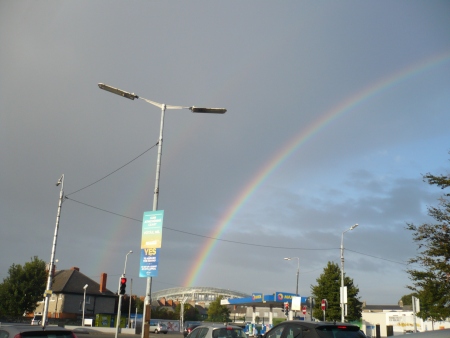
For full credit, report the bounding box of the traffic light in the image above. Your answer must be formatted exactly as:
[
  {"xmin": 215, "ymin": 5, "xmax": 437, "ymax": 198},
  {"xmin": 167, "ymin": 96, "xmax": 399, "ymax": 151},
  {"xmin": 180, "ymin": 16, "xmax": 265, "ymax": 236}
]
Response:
[
  {"xmin": 284, "ymin": 302, "xmax": 289, "ymax": 316},
  {"xmin": 119, "ymin": 277, "xmax": 127, "ymax": 295}
]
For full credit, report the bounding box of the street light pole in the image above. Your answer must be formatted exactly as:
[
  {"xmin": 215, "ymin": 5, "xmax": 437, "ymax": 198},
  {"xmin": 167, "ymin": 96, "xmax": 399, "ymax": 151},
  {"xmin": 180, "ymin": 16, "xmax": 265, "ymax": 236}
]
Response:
[
  {"xmin": 128, "ymin": 278, "xmax": 133, "ymax": 328},
  {"xmin": 284, "ymin": 257, "xmax": 299, "ymax": 296},
  {"xmin": 98, "ymin": 83, "xmax": 226, "ymax": 338},
  {"xmin": 340, "ymin": 224, "xmax": 358, "ymax": 322},
  {"xmin": 42, "ymin": 174, "xmax": 64, "ymax": 327},
  {"xmin": 115, "ymin": 250, "xmax": 132, "ymax": 338},
  {"xmin": 82, "ymin": 284, "xmax": 88, "ymax": 326}
]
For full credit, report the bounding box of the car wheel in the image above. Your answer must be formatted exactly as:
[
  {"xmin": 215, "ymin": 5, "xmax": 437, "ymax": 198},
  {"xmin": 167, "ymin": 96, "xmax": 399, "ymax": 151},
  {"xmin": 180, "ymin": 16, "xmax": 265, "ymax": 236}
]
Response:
[{"xmin": 155, "ymin": 330, "xmax": 158, "ymax": 334}]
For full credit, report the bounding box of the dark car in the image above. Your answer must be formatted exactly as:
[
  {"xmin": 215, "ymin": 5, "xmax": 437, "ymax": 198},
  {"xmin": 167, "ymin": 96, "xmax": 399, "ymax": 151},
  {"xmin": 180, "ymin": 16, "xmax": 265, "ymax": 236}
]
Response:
[
  {"xmin": 0, "ymin": 325, "xmax": 78, "ymax": 338},
  {"xmin": 184, "ymin": 324, "xmax": 202, "ymax": 337},
  {"xmin": 259, "ymin": 321, "xmax": 364, "ymax": 338}
]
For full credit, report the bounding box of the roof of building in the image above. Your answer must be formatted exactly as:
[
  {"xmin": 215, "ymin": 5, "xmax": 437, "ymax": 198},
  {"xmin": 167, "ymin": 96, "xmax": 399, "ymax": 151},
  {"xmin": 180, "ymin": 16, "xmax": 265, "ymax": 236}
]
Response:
[
  {"xmin": 362, "ymin": 304, "xmax": 403, "ymax": 312},
  {"xmin": 51, "ymin": 268, "xmax": 115, "ymax": 297}
]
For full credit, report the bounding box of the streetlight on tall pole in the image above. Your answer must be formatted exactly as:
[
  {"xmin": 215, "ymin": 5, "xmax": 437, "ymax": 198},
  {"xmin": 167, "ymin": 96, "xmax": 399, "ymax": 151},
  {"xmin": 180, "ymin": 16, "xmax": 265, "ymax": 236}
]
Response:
[
  {"xmin": 340, "ymin": 224, "xmax": 358, "ymax": 322},
  {"xmin": 42, "ymin": 174, "xmax": 64, "ymax": 327},
  {"xmin": 115, "ymin": 250, "xmax": 132, "ymax": 338},
  {"xmin": 284, "ymin": 257, "xmax": 299, "ymax": 296},
  {"xmin": 82, "ymin": 284, "xmax": 88, "ymax": 326},
  {"xmin": 98, "ymin": 83, "xmax": 226, "ymax": 338}
]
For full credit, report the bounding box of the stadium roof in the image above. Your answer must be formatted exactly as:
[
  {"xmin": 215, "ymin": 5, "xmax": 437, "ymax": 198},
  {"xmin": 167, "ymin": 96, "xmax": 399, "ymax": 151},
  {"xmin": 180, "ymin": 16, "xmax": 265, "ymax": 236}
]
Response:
[{"xmin": 152, "ymin": 286, "xmax": 250, "ymax": 301}]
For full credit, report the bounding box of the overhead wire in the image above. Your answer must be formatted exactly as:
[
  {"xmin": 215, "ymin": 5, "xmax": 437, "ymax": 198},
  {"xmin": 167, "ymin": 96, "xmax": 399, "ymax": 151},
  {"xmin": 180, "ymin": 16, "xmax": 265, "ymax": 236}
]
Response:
[
  {"xmin": 65, "ymin": 197, "xmax": 409, "ymax": 266},
  {"xmin": 63, "ymin": 141, "xmax": 410, "ymax": 268},
  {"xmin": 65, "ymin": 142, "xmax": 158, "ymax": 197}
]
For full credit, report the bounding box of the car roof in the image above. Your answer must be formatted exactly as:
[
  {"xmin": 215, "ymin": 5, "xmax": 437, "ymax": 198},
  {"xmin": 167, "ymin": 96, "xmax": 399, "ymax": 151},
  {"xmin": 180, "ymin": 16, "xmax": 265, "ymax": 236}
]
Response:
[
  {"xmin": 0, "ymin": 325, "xmax": 73, "ymax": 334},
  {"xmin": 272, "ymin": 321, "xmax": 360, "ymax": 329},
  {"xmin": 196, "ymin": 324, "xmax": 244, "ymax": 329}
]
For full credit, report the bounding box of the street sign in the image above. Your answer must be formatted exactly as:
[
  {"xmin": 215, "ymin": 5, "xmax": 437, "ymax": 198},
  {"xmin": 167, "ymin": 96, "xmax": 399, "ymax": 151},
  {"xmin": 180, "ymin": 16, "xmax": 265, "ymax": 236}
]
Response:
[
  {"xmin": 321, "ymin": 299, "xmax": 327, "ymax": 311},
  {"xmin": 302, "ymin": 306, "xmax": 307, "ymax": 315}
]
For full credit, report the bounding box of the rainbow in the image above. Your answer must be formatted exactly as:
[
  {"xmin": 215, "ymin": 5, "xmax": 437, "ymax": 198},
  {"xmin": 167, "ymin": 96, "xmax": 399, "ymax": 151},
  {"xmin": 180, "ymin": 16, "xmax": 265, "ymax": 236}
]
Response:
[{"xmin": 183, "ymin": 50, "xmax": 450, "ymax": 287}]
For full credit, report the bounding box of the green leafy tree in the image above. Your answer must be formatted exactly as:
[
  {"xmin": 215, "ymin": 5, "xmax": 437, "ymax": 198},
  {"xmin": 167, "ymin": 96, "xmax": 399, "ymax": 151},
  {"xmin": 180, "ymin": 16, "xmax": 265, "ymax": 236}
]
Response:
[
  {"xmin": 151, "ymin": 306, "xmax": 177, "ymax": 320},
  {"xmin": 310, "ymin": 261, "xmax": 362, "ymax": 322},
  {"xmin": 0, "ymin": 256, "xmax": 47, "ymax": 318},
  {"xmin": 206, "ymin": 296, "xmax": 230, "ymax": 322},
  {"xmin": 406, "ymin": 167, "xmax": 450, "ymax": 321},
  {"xmin": 400, "ymin": 293, "xmax": 415, "ymax": 307},
  {"xmin": 135, "ymin": 297, "xmax": 144, "ymax": 314},
  {"xmin": 175, "ymin": 303, "xmax": 201, "ymax": 321}
]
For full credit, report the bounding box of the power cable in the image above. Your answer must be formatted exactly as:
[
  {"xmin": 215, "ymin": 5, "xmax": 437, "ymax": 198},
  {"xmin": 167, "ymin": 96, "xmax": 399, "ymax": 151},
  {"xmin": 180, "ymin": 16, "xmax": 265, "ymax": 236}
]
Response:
[
  {"xmin": 66, "ymin": 143, "xmax": 158, "ymax": 196},
  {"xmin": 65, "ymin": 197, "xmax": 409, "ymax": 265}
]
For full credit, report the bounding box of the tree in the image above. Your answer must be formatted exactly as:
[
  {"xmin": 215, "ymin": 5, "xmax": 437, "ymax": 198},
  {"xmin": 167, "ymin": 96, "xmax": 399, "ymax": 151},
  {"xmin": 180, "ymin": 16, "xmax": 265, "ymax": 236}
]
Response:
[
  {"xmin": 205, "ymin": 296, "xmax": 230, "ymax": 322},
  {"xmin": 400, "ymin": 293, "xmax": 415, "ymax": 307},
  {"xmin": 175, "ymin": 303, "xmax": 201, "ymax": 321},
  {"xmin": 135, "ymin": 297, "xmax": 144, "ymax": 314},
  {"xmin": 406, "ymin": 168, "xmax": 450, "ymax": 321},
  {"xmin": 0, "ymin": 256, "xmax": 47, "ymax": 318},
  {"xmin": 310, "ymin": 261, "xmax": 362, "ymax": 321}
]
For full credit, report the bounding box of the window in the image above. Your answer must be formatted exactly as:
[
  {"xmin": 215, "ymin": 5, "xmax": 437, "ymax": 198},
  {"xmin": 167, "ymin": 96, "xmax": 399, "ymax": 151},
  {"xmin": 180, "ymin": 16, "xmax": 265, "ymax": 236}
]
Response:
[
  {"xmin": 189, "ymin": 327, "xmax": 202, "ymax": 338},
  {"xmin": 197, "ymin": 328, "xmax": 209, "ymax": 338},
  {"xmin": 266, "ymin": 324, "xmax": 286, "ymax": 338},
  {"xmin": 285, "ymin": 325, "xmax": 303, "ymax": 338}
]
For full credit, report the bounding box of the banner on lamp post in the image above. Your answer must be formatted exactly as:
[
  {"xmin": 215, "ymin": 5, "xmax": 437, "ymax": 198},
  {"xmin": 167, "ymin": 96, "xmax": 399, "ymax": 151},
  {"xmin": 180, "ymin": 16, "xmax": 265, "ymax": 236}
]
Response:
[{"xmin": 140, "ymin": 210, "xmax": 164, "ymax": 277}]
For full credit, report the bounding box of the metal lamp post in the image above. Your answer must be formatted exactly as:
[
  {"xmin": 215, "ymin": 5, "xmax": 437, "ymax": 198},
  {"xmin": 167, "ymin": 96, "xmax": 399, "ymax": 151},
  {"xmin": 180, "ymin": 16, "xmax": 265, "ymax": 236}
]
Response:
[
  {"xmin": 284, "ymin": 257, "xmax": 299, "ymax": 296},
  {"xmin": 82, "ymin": 284, "xmax": 88, "ymax": 326},
  {"xmin": 115, "ymin": 250, "xmax": 132, "ymax": 338},
  {"xmin": 128, "ymin": 278, "xmax": 133, "ymax": 328},
  {"xmin": 42, "ymin": 174, "xmax": 65, "ymax": 327},
  {"xmin": 340, "ymin": 224, "xmax": 358, "ymax": 322},
  {"xmin": 98, "ymin": 83, "xmax": 226, "ymax": 338}
]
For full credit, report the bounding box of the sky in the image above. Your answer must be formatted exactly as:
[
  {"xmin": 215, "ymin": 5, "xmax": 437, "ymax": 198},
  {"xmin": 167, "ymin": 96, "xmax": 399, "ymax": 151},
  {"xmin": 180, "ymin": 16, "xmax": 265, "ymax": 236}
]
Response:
[{"xmin": 1, "ymin": 1, "xmax": 450, "ymax": 306}]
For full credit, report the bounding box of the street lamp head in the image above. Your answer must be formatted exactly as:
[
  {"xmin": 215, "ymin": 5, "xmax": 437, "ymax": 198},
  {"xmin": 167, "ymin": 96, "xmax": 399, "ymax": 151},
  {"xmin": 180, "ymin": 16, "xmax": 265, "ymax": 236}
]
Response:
[
  {"xmin": 284, "ymin": 257, "xmax": 291, "ymax": 261},
  {"xmin": 98, "ymin": 83, "xmax": 139, "ymax": 100},
  {"xmin": 350, "ymin": 223, "xmax": 359, "ymax": 231},
  {"xmin": 190, "ymin": 106, "xmax": 227, "ymax": 114},
  {"xmin": 56, "ymin": 174, "xmax": 64, "ymax": 186},
  {"xmin": 83, "ymin": 284, "xmax": 88, "ymax": 290},
  {"xmin": 127, "ymin": 250, "xmax": 133, "ymax": 255}
]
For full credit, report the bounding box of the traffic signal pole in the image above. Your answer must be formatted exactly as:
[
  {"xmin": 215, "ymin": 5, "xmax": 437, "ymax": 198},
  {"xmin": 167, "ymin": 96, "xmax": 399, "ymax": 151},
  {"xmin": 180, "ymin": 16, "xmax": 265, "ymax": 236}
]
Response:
[
  {"xmin": 115, "ymin": 251, "xmax": 131, "ymax": 338},
  {"xmin": 115, "ymin": 275, "xmax": 127, "ymax": 338}
]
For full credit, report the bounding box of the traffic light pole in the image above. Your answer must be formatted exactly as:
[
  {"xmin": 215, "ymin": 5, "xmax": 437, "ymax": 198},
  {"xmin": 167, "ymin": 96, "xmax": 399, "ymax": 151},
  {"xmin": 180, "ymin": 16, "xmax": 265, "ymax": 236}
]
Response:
[{"xmin": 115, "ymin": 275, "xmax": 126, "ymax": 338}]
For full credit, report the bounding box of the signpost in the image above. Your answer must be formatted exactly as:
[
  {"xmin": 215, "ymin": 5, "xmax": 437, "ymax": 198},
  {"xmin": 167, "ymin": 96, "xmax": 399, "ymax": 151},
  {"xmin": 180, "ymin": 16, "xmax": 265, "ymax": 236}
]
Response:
[
  {"xmin": 302, "ymin": 306, "xmax": 307, "ymax": 316},
  {"xmin": 321, "ymin": 299, "xmax": 327, "ymax": 321}
]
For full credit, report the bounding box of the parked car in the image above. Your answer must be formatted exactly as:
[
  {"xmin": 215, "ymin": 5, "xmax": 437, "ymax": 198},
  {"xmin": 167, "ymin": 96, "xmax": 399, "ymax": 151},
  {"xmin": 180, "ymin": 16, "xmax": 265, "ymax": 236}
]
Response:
[
  {"xmin": 184, "ymin": 324, "xmax": 201, "ymax": 337},
  {"xmin": 149, "ymin": 321, "xmax": 168, "ymax": 334},
  {"xmin": 30, "ymin": 314, "xmax": 48, "ymax": 326},
  {"xmin": 0, "ymin": 325, "xmax": 77, "ymax": 338},
  {"xmin": 258, "ymin": 321, "xmax": 364, "ymax": 338},
  {"xmin": 187, "ymin": 323, "xmax": 247, "ymax": 338}
]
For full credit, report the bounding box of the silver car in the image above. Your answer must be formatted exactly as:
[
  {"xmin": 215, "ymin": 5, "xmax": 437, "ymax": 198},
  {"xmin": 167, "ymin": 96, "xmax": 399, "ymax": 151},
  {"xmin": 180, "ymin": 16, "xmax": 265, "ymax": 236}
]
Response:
[{"xmin": 187, "ymin": 324, "xmax": 247, "ymax": 338}]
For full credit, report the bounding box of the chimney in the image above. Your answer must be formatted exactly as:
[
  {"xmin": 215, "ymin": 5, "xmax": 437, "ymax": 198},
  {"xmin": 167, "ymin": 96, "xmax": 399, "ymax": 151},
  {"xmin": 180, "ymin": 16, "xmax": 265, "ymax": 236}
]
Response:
[
  {"xmin": 100, "ymin": 273, "xmax": 107, "ymax": 293},
  {"xmin": 71, "ymin": 267, "xmax": 80, "ymax": 271}
]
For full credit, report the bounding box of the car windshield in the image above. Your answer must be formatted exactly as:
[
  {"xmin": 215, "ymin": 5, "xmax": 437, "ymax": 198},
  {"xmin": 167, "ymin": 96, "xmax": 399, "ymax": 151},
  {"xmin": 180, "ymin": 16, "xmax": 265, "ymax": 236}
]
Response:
[
  {"xmin": 212, "ymin": 328, "xmax": 247, "ymax": 338},
  {"xmin": 315, "ymin": 325, "xmax": 362, "ymax": 338}
]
